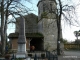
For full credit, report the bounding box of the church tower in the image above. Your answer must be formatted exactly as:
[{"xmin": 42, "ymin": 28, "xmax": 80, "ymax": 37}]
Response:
[{"xmin": 37, "ymin": 0, "xmax": 58, "ymax": 51}]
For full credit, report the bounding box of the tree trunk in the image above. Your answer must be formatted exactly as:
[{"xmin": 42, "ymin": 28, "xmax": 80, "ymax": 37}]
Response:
[
  {"xmin": 57, "ymin": 0, "xmax": 62, "ymax": 55},
  {"xmin": 1, "ymin": 0, "xmax": 5, "ymax": 55},
  {"xmin": 4, "ymin": 1, "xmax": 9, "ymax": 49},
  {"xmin": 57, "ymin": 14, "xmax": 61, "ymax": 55}
]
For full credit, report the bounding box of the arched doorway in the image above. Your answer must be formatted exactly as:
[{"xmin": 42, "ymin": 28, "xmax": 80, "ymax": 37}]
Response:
[{"xmin": 30, "ymin": 38, "xmax": 44, "ymax": 51}]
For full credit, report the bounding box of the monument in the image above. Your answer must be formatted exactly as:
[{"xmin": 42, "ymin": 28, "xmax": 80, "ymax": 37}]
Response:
[{"xmin": 16, "ymin": 16, "xmax": 27, "ymax": 58}]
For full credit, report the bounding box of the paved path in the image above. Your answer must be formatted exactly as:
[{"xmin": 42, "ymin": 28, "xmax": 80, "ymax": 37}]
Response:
[
  {"xmin": 58, "ymin": 51, "xmax": 80, "ymax": 60},
  {"xmin": 64, "ymin": 51, "xmax": 80, "ymax": 57}
]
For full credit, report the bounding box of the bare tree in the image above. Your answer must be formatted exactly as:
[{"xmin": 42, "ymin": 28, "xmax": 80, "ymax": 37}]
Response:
[
  {"xmin": 57, "ymin": 0, "xmax": 62, "ymax": 55},
  {"xmin": 0, "ymin": 0, "xmax": 31, "ymax": 55},
  {"xmin": 57, "ymin": 0, "xmax": 78, "ymax": 55},
  {"xmin": 74, "ymin": 30, "xmax": 80, "ymax": 40}
]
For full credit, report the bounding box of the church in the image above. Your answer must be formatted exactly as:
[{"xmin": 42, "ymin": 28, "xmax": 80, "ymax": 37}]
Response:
[{"xmin": 9, "ymin": 0, "xmax": 60, "ymax": 51}]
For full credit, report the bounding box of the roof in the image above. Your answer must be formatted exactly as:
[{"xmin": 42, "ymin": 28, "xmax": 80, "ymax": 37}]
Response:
[{"xmin": 8, "ymin": 32, "xmax": 44, "ymax": 38}]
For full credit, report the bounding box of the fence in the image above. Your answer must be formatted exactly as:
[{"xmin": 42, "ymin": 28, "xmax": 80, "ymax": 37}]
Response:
[
  {"xmin": 29, "ymin": 51, "xmax": 58, "ymax": 60},
  {"xmin": 64, "ymin": 44, "xmax": 80, "ymax": 50},
  {"xmin": 45, "ymin": 51, "xmax": 58, "ymax": 60},
  {"xmin": 11, "ymin": 51, "xmax": 58, "ymax": 60}
]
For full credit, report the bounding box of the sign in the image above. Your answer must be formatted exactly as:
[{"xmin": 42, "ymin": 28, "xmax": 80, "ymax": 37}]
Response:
[{"xmin": 58, "ymin": 41, "xmax": 60, "ymax": 43}]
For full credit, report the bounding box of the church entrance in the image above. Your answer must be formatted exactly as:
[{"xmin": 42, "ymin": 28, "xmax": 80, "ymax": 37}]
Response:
[{"xmin": 30, "ymin": 38, "xmax": 44, "ymax": 51}]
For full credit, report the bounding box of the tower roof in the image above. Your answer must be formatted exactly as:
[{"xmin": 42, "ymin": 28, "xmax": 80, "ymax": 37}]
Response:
[{"xmin": 37, "ymin": 0, "xmax": 56, "ymax": 6}]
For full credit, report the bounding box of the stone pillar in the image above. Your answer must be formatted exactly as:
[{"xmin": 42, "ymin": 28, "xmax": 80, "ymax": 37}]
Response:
[{"xmin": 16, "ymin": 16, "xmax": 27, "ymax": 58}]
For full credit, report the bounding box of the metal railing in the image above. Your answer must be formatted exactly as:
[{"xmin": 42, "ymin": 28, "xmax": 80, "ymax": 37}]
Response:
[{"xmin": 10, "ymin": 51, "xmax": 58, "ymax": 60}]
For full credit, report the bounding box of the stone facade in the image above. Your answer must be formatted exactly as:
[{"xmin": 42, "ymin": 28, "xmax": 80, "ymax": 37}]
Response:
[
  {"xmin": 9, "ymin": 0, "xmax": 62, "ymax": 51},
  {"xmin": 37, "ymin": 0, "xmax": 58, "ymax": 51},
  {"xmin": 37, "ymin": 0, "xmax": 57, "ymax": 20},
  {"xmin": 15, "ymin": 13, "xmax": 38, "ymax": 33}
]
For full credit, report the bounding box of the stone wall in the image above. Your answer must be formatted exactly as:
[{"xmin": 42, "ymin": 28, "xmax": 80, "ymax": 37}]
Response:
[
  {"xmin": 38, "ymin": 18, "xmax": 58, "ymax": 51},
  {"xmin": 37, "ymin": 0, "xmax": 57, "ymax": 20},
  {"xmin": 37, "ymin": 0, "xmax": 58, "ymax": 51},
  {"xmin": 42, "ymin": 18, "xmax": 58, "ymax": 51},
  {"xmin": 15, "ymin": 13, "xmax": 38, "ymax": 33}
]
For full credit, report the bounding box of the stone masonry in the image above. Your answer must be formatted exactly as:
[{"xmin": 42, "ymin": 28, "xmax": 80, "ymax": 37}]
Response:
[
  {"xmin": 37, "ymin": 0, "xmax": 58, "ymax": 51},
  {"xmin": 14, "ymin": 0, "xmax": 62, "ymax": 51}
]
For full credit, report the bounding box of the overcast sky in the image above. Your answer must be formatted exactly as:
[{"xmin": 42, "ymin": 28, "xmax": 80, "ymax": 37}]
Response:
[
  {"xmin": 61, "ymin": 0, "xmax": 80, "ymax": 42},
  {"xmin": 8, "ymin": 0, "xmax": 80, "ymax": 42}
]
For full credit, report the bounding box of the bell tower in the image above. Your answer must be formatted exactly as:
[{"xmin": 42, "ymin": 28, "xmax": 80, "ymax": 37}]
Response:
[
  {"xmin": 37, "ymin": 0, "xmax": 57, "ymax": 20},
  {"xmin": 37, "ymin": 0, "xmax": 58, "ymax": 51}
]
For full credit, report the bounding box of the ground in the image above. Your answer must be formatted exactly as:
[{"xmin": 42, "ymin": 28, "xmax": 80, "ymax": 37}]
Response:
[
  {"xmin": 58, "ymin": 51, "xmax": 80, "ymax": 60},
  {"xmin": 0, "ymin": 50, "xmax": 80, "ymax": 60}
]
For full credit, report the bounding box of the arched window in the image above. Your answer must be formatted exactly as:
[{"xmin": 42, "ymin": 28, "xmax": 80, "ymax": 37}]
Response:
[
  {"xmin": 43, "ymin": 3, "xmax": 46, "ymax": 12},
  {"xmin": 43, "ymin": 3, "xmax": 49, "ymax": 12},
  {"xmin": 50, "ymin": 3, "xmax": 52, "ymax": 12}
]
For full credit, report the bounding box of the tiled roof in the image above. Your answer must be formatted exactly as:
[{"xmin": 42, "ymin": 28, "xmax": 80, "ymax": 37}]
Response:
[{"xmin": 8, "ymin": 32, "xmax": 44, "ymax": 38}]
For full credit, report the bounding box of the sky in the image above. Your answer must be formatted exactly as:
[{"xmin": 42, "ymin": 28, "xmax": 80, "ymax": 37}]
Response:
[
  {"xmin": 7, "ymin": 0, "xmax": 80, "ymax": 42},
  {"xmin": 61, "ymin": 0, "xmax": 80, "ymax": 42}
]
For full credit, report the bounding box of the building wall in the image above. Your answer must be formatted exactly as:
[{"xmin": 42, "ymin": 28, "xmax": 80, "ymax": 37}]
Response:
[
  {"xmin": 15, "ymin": 14, "xmax": 38, "ymax": 33},
  {"xmin": 37, "ymin": 0, "xmax": 57, "ymax": 20},
  {"xmin": 11, "ymin": 38, "xmax": 18, "ymax": 50},
  {"xmin": 42, "ymin": 18, "xmax": 58, "ymax": 51},
  {"xmin": 38, "ymin": 0, "xmax": 58, "ymax": 51},
  {"xmin": 13, "ymin": 0, "xmax": 62, "ymax": 51},
  {"xmin": 11, "ymin": 38, "xmax": 30, "ymax": 51}
]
